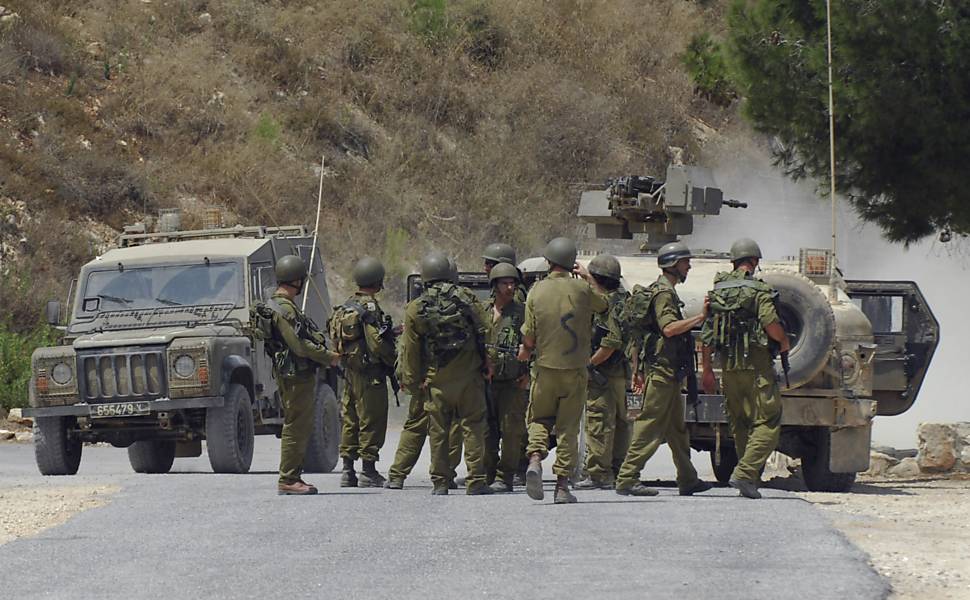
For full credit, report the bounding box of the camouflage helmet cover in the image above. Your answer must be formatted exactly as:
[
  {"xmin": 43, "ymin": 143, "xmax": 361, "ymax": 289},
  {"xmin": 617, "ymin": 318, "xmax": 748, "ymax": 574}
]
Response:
[
  {"xmin": 543, "ymin": 237, "xmax": 578, "ymax": 269},
  {"xmin": 588, "ymin": 253, "xmax": 621, "ymax": 281},
  {"xmin": 421, "ymin": 251, "xmax": 451, "ymax": 283},
  {"xmin": 488, "ymin": 261, "xmax": 520, "ymax": 283},
  {"xmin": 729, "ymin": 238, "xmax": 763, "ymax": 262},
  {"xmin": 657, "ymin": 242, "xmax": 692, "ymax": 268},
  {"xmin": 352, "ymin": 256, "xmax": 385, "ymax": 288},
  {"xmin": 275, "ymin": 254, "xmax": 308, "ymax": 283},
  {"xmin": 482, "ymin": 242, "xmax": 516, "ymax": 265}
]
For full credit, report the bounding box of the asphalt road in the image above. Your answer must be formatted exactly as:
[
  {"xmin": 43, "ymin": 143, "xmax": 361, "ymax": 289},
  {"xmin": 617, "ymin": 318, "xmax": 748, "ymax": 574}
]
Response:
[{"xmin": 0, "ymin": 431, "xmax": 888, "ymax": 600}]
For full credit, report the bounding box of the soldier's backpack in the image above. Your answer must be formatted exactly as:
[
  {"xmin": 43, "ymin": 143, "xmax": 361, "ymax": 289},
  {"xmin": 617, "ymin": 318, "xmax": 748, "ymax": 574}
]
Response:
[
  {"xmin": 706, "ymin": 273, "xmax": 776, "ymax": 368},
  {"xmin": 592, "ymin": 289, "xmax": 631, "ymax": 367},
  {"xmin": 620, "ymin": 284, "xmax": 663, "ymax": 343},
  {"xmin": 418, "ymin": 283, "xmax": 476, "ymax": 369},
  {"xmin": 327, "ymin": 300, "xmax": 378, "ymax": 371},
  {"xmin": 250, "ymin": 299, "xmax": 286, "ymax": 356}
]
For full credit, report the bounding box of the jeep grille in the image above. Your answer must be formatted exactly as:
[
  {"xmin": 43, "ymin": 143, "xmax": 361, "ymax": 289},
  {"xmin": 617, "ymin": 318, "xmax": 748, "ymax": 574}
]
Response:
[{"xmin": 77, "ymin": 346, "xmax": 167, "ymax": 403}]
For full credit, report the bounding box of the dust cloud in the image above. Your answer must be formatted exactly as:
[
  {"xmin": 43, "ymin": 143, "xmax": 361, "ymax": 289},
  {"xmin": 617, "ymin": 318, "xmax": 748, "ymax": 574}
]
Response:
[{"xmin": 686, "ymin": 138, "xmax": 969, "ymax": 449}]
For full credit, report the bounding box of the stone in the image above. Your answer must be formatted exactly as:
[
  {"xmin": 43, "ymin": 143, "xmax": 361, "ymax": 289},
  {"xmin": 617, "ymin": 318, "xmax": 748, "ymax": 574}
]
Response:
[
  {"xmin": 7, "ymin": 408, "xmax": 30, "ymax": 425},
  {"xmin": 918, "ymin": 422, "xmax": 958, "ymax": 472},
  {"xmin": 0, "ymin": 430, "xmax": 14, "ymax": 441},
  {"xmin": 14, "ymin": 431, "xmax": 33, "ymax": 443},
  {"xmin": 198, "ymin": 12, "xmax": 212, "ymax": 26},
  {"xmin": 864, "ymin": 451, "xmax": 899, "ymax": 477},
  {"xmin": 888, "ymin": 457, "xmax": 921, "ymax": 478}
]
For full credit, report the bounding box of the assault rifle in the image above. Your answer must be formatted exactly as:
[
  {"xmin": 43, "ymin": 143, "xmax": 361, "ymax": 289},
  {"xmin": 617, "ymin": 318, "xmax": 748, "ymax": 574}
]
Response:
[
  {"xmin": 376, "ymin": 314, "xmax": 402, "ymax": 406},
  {"xmin": 676, "ymin": 333, "xmax": 699, "ymax": 407},
  {"xmin": 780, "ymin": 350, "xmax": 791, "ymax": 389}
]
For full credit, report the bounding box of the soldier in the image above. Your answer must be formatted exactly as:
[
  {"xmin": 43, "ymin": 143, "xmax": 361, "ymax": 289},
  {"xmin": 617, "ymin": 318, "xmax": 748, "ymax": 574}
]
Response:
[
  {"xmin": 484, "ymin": 262, "xmax": 530, "ymax": 493},
  {"xmin": 575, "ymin": 254, "xmax": 631, "ymax": 490},
  {"xmin": 270, "ymin": 255, "xmax": 341, "ymax": 496},
  {"xmin": 482, "ymin": 242, "xmax": 516, "ymax": 275},
  {"xmin": 328, "ymin": 257, "xmax": 397, "ymax": 488},
  {"xmin": 517, "ymin": 237, "xmax": 608, "ymax": 504},
  {"xmin": 701, "ymin": 238, "xmax": 790, "ymax": 499},
  {"xmin": 399, "ymin": 251, "xmax": 494, "ymax": 495},
  {"xmin": 614, "ymin": 242, "xmax": 713, "ymax": 497}
]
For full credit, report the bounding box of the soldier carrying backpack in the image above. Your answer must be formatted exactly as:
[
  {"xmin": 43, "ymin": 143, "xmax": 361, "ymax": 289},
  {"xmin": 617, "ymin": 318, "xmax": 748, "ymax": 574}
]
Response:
[
  {"xmin": 700, "ymin": 238, "xmax": 790, "ymax": 500},
  {"xmin": 327, "ymin": 257, "xmax": 399, "ymax": 489}
]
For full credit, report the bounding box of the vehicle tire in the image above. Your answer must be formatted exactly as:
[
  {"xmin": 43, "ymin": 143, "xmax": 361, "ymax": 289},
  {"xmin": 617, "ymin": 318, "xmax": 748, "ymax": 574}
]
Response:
[
  {"xmin": 34, "ymin": 416, "xmax": 82, "ymax": 476},
  {"xmin": 760, "ymin": 270, "xmax": 837, "ymax": 389},
  {"xmin": 710, "ymin": 446, "xmax": 739, "ymax": 483},
  {"xmin": 127, "ymin": 440, "xmax": 176, "ymax": 474},
  {"xmin": 802, "ymin": 427, "xmax": 857, "ymax": 492},
  {"xmin": 206, "ymin": 383, "xmax": 255, "ymax": 474},
  {"xmin": 303, "ymin": 381, "xmax": 340, "ymax": 473}
]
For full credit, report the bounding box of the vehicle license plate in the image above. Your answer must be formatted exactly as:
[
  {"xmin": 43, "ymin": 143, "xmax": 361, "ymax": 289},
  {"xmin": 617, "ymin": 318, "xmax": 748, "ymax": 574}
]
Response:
[{"xmin": 89, "ymin": 401, "xmax": 151, "ymax": 418}]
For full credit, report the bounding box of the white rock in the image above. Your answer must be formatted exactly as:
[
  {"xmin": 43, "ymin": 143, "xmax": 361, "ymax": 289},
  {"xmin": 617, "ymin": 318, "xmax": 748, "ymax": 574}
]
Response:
[
  {"xmin": 7, "ymin": 408, "xmax": 29, "ymax": 424},
  {"xmin": 888, "ymin": 457, "xmax": 921, "ymax": 478},
  {"xmin": 0, "ymin": 430, "xmax": 14, "ymax": 441},
  {"xmin": 917, "ymin": 422, "xmax": 958, "ymax": 472},
  {"xmin": 14, "ymin": 431, "xmax": 33, "ymax": 443},
  {"xmin": 198, "ymin": 12, "xmax": 211, "ymax": 26},
  {"xmin": 865, "ymin": 451, "xmax": 899, "ymax": 476}
]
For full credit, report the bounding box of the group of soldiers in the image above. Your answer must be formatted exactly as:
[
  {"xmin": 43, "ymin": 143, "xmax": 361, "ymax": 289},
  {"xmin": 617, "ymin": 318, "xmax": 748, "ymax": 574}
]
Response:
[{"xmin": 268, "ymin": 235, "xmax": 789, "ymax": 503}]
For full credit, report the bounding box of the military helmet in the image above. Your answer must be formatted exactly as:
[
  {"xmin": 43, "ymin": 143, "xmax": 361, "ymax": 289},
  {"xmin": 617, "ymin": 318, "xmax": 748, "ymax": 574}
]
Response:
[
  {"xmin": 421, "ymin": 251, "xmax": 451, "ymax": 283},
  {"xmin": 482, "ymin": 243, "xmax": 516, "ymax": 265},
  {"xmin": 352, "ymin": 256, "xmax": 385, "ymax": 288},
  {"xmin": 489, "ymin": 262, "xmax": 520, "ymax": 284},
  {"xmin": 588, "ymin": 253, "xmax": 621, "ymax": 281},
  {"xmin": 729, "ymin": 238, "xmax": 763, "ymax": 262},
  {"xmin": 657, "ymin": 242, "xmax": 693, "ymax": 268},
  {"xmin": 275, "ymin": 255, "xmax": 307, "ymax": 284},
  {"xmin": 543, "ymin": 237, "xmax": 577, "ymax": 270}
]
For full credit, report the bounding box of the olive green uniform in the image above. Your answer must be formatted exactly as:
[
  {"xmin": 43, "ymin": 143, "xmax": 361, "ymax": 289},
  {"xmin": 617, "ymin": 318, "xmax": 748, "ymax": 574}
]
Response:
[
  {"xmin": 386, "ymin": 388, "xmax": 462, "ymax": 482},
  {"xmin": 522, "ymin": 272, "xmax": 608, "ymax": 477},
  {"xmin": 271, "ymin": 292, "xmax": 339, "ymax": 486},
  {"xmin": 616, "ymin": 276, "xmax": 702, "ymax": 491},
  {"xmin": 702, "ymin": 269, "xmax": 783, "ymax": 483},
  {"xmin": 331, "ymin": 292, "xmax": 396, "ymax": 463},
  {"xmin": 400, "ymin": 282, "xmax": 491, "ymax": 489},
  {"xmin": 485, "ymin": 297, "xmax": 529, "ymax": 484},
  {"xmin": 584, "ymin": 289, "xmax": 631, "ymax": 481}
]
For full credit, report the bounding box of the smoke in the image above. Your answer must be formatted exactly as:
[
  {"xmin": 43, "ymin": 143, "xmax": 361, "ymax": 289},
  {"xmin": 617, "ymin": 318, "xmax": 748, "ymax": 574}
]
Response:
[{"xmin": 688, "ymin": 133, "xmax": 970, "ymax": 449}]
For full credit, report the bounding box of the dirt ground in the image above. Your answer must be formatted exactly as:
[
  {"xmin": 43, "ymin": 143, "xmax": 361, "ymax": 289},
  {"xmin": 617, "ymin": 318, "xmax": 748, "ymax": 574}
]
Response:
[
  {"xmin": 0, "ymin": 484, "xmax": 118, "ymax": 545},
  {"xmin": 794, "ymin": 475, "xmax": 970, "ymax": 600}
]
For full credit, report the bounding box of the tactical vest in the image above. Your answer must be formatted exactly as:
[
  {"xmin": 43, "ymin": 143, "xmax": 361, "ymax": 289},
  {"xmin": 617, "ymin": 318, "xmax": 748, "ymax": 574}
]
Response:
[
  {"xmin": 707, "ymin": 273, "xmax": 776, "ymax": 370},
  {"xmin": 250, "ymin": 297, "xmax": 319, "ymax": 378},
  {"xmin": 489, "ymin": 301, "xmax": 526, "ymax": 382},
  {"xmin": 328, "ymin": 298, "xmax": 387, "ymax": 373},
  {"xmin": 417, "ymin": 283, "xmax": 481, "ymax": 369}
]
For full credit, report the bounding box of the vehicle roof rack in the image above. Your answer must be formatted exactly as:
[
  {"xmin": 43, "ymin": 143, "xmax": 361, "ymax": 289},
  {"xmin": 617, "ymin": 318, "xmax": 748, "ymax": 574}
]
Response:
[{"xmin": 118, "ymin": 225, "xmax": 309, "ymax": 247}]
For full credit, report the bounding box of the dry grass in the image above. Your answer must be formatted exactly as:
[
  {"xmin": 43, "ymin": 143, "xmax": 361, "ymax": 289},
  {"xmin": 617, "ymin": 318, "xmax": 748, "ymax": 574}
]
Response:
[{"xmin": 0, "ymin": 0, "xmax": 733, "ymax": 329}]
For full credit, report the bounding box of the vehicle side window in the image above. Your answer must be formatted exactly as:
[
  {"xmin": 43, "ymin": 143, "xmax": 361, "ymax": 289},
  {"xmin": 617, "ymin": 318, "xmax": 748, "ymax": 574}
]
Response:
[{"xmin": 250, "ymin": 263, "xmax": 276, "ymax": 301}]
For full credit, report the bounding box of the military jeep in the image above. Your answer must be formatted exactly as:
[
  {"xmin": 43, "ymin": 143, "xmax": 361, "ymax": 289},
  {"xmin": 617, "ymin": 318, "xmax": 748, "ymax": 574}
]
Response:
[{"xmin": 25, "ymin": 225, "xmax": 341, "ymax": 475}]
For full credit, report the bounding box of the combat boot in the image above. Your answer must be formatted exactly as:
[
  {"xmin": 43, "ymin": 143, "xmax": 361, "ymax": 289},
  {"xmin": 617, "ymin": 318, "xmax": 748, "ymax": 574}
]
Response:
[
  {"xmin": 432, "ymin": 482, "xmax": 450, "ymax": 496},
  {"xmin": 340, "ymin": 457, "xmax": 358, "ymax": 488},
  {"xmin": 553, "ymin": 476, "xmax": 577, "ymax": 504},
  {"xmin": 278, "ymin": 480, "xmax": 318, "ymax": 496},
  {"xmin": 384, "ymin": 478, "xmax": 404, "ymax": 490},
  {"xmin": 489, "ymin": 478, "xmax": 513, "ymax": 493},
  {"xmin": 615, "ymin": 483, "xmax": 659, "ymax": 497},
  {"xmin": 512, "ymin": 471, "xmax": 526, "ymax": 487},
  {"xmin": 525, "ymin": 452, "xmax": 544, "ymax": 501},
  {"xmin": 574, "ymin": 476, "xmax": 614, "ymax": 490},
  {"xmin": 447, "ymin": 478, "xmax": 459, "ymax": 490},
  {"xmin": 679, "ymin": 479, "xmax": 714, "ymax": 496},
  {"xmin": 729, "ymin": 478, "xmax": 762, "ymax": 499},
  {"xmin": 358, "ymin": 460, "xmax": 386, "ymax": 488},
  {"xmin": 466, "ymin": 482, "xmax": 495, "ymax": 496}
]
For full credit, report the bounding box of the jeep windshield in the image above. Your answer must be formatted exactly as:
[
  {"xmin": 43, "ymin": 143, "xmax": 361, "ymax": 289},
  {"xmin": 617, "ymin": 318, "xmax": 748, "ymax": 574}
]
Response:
[{"xmin": 70, "ymin": 261, "xmax": 243, "ymax": 332}]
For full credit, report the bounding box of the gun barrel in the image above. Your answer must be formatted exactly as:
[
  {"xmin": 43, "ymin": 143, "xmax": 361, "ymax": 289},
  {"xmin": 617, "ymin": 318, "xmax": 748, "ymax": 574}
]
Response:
[{"xmin": 724, "ymin": 199, "xmax": 748, "ymax": 209}]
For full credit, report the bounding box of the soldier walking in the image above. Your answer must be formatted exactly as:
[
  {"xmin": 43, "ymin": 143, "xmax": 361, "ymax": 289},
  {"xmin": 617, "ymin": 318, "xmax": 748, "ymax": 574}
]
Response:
[
  {"xmin": 614, "ymin": 243, "xmax": 713, "ymax": 497},
  {"xmin": 575, "ymin": 254, "xmax": 631, "ymax": 490},
  {"xmin": 701, "ymin": 238, "xmax": 790, "ymax": 499},
  {"xmin": 399, "ymin": 252, "xmax": 494, "ymax": 495},
  {"xmin": 270, "ymin": 255, "xmax": 341, "ymax": 496},
  {"xmin": 328, "ymin": 257, "xmax": 398, "ymax": 488},
  {"xmin": 484, "ymin": 262, "xmax": 530, "ymax": 493},
  {"xmin": 517, "ymin": 237, "xmax": 608, "ymax": 504}
]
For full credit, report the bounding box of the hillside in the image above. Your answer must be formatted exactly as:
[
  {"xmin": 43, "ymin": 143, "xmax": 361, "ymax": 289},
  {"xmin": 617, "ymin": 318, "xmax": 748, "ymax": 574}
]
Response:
[{"xmin": 0, "ymin": 0, "xmax": 739, "ymax": 320}]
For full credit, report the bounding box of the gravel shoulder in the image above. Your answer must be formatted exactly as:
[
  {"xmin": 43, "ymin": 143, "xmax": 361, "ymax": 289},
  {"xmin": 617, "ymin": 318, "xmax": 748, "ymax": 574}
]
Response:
[
  {"xmin": 794, "ymin": 476, "xmax": 970, "ymax": 600},
  {"xmin": 0, "ymin": 483, "xmax": 118, "ymax": 545}
]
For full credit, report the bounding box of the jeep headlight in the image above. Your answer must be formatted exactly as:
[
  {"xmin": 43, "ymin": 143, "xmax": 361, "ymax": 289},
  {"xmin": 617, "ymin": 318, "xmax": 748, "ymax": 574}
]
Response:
[
  {"xmin": 50, "ymin": 362, "xmax": 74, "ymax": 385},
  {"xmin": 173, "ymin": 354, "xmax": 197, "ymax": 378}
]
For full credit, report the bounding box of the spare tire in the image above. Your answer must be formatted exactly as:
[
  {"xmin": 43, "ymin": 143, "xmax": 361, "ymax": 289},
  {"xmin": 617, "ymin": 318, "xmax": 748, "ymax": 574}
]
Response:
[{"xmin": 760, "ymin": 270, "xmax": 836, "ymax": 389}]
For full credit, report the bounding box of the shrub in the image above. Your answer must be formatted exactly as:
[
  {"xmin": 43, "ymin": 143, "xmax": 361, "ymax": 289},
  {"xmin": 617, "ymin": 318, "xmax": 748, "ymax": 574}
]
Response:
[
  {"xmin": 682, "ymin": 32, "xmax": 736, "ymax": 106},
  {"xmin": 0, "ymin": 323, "xmax": 57, "ymax": 411}
]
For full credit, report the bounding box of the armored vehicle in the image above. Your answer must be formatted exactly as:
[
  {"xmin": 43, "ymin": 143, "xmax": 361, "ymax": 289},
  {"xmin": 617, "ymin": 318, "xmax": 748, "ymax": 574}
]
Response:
[
  {"xmin": 577, "ymin": 165, "xmax": 940, "ymax": 492},
  {"xmin": 25, "ymin": 225, "xmax": 341, "ymax": 476}
]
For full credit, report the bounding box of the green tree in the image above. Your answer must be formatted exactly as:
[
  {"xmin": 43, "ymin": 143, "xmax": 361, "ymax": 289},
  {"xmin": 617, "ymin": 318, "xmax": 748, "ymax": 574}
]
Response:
[{"xmin": 726, "ymin": 0, "xmax": 970, "ymax": 243}]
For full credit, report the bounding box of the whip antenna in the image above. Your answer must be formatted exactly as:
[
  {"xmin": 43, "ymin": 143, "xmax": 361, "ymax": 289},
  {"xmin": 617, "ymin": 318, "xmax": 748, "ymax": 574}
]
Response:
[
  {"xmin": 303, "ymin": 154, "xmax": 326, "ymax": 311},
  {"xmin": 826, "ymin": 0, "xmax": 839, "ymax": 302}
]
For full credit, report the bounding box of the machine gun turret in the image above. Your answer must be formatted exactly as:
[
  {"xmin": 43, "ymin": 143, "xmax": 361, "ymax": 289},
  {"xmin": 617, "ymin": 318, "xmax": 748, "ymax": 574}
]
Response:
[{"xmin": 578, "ymin": 165, "xmax": 747, "ymax": 251}]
